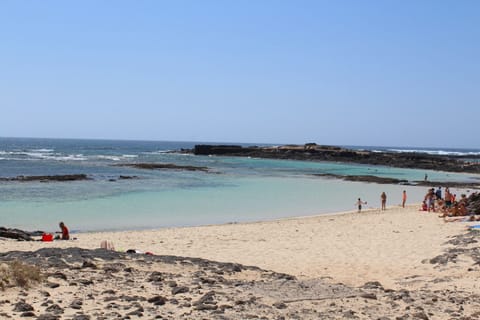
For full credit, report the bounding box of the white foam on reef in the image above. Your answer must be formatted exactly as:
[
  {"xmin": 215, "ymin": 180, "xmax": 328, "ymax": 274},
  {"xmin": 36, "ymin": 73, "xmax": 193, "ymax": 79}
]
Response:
[
  {"xmin": 143, "ymin": 150, "xmax": 173, "ymax": 154},
  {"xmin": 56, "ymin": 154, "xmax": 88, "ymax": 161},
  {"xmin": 356, "ymin": 145, "xmax": 480, "ymax": 157},
  {"xmin": 386, "ymin": 148, "xmax": 480, "ymax": 156},
  {"xmin": 95, "ymin": 155, "xmax": 122, "ymax": 161}
]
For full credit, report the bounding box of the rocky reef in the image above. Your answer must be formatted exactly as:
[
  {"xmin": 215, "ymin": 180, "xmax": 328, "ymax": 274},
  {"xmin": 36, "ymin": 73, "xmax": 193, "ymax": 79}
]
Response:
[
  {"xmin": 0, "ymin": 162, "xmax": 213, "ymax": 184},
  {"xmin": 0, "ymin": 174, "xmax": 90, "ymax": 182},
  {"xmin": 114, "ymin": 163, "xmax": 209, "ymax": 172},
  {"xmin": 0, "ymin": 228, "xmax": 44, "ymax": 241},
  {"xmin": 315, "ymin": 173, "xmax": 480, "ymax": 189},
  {"xmin": 190, "ymin": 144, "xmax": 480, "ymax": 174},
  {"xmin": 465, "ymin": 192, "xmax": 480, "ymax": 215},
  {"xmin": 314, "ymin": 173, "xmax": 409, "ymax": 185}
]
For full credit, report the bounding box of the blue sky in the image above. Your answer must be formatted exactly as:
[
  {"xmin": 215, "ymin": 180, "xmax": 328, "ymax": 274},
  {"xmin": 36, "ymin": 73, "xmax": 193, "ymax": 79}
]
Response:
[{"xmin": 1, "ymin": 1, "xmax": 478, "ymax": 148}]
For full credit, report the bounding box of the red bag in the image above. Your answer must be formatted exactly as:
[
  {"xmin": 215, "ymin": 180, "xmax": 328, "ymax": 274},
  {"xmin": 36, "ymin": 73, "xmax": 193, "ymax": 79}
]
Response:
[{"xmin": 42, "ymin": 233, "xmax": 53, "ymax": 242}]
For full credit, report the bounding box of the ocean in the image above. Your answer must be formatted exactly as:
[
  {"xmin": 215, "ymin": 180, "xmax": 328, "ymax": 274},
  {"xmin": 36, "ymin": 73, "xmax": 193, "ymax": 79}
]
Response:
[{"xmin": 1, "ymin": 137, "xmax": 479, "ymax": 233}]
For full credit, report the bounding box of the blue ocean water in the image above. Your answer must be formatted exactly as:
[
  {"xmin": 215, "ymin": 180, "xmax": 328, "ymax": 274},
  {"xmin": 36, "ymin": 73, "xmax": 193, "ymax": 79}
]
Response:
[{"xmin": 1, "ymin": 137, "xmax": 479, "ymax": 232}]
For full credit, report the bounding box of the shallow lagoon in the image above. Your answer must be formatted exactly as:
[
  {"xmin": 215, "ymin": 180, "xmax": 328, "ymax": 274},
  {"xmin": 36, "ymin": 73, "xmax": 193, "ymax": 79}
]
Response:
[{"xmin": 0, "ymin": 138, "xmax": 478, "ymax": 232}]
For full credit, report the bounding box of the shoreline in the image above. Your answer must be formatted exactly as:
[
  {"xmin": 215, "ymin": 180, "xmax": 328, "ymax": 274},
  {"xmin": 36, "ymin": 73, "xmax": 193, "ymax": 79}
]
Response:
[
  {"xmin": 1, "ymin": 203, "xmax": 476, "ymax": 286},
  {"xmin": 0, "ymin": 201, "xmax": 428, "ymax": 235}
]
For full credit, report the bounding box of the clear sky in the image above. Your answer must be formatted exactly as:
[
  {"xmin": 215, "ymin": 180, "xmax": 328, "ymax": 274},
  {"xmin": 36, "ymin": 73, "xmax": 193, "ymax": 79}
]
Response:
[{"xmin": 1, "ymin": 1, "xmax": 479, "ymax": 148}]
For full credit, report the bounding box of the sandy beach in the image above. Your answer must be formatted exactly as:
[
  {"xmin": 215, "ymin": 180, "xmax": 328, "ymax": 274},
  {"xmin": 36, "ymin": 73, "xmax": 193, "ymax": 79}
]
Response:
[{"xmin": 1, "ymin": 204, "xmax": 480, "ymax": 319}]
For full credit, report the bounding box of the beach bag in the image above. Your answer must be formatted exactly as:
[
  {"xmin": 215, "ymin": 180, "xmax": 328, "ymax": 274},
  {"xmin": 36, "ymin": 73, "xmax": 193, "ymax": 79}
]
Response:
[{"xmin": 42, "ymin": 233, "xmax": 53, "ymax": 242}]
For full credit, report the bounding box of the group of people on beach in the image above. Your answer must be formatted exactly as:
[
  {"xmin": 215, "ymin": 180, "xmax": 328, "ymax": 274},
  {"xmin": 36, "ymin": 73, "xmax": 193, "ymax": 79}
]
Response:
[
  {"xmin": 354, "ymin": 183, "xmax": 478, "ymax": 221},
  {"xmin": 355, "ymin": 185, "xmax": 477, "ymax": 222},
  {"xmin": 356, "ymin": 190, "xmax": 406, "ymax": 212},
  {"xmin": 420, "ymin": 186, "xmax": 479, "ymax": 222},
  {"xmin": 422, "ymin": 187, "xmax": 451, "ymax": 213}
]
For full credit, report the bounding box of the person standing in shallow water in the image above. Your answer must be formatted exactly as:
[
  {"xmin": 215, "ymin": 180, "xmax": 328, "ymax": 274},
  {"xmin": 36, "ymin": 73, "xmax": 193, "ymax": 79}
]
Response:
[
  {"xmin": 356, "ymin": 198, "xmax": 367, "ymax": 213},
  {"xmin": 402, "ymin": 190, "xmax": 407, "ymax": 208},
  {"xmin": 381, "ymin": 192, "xmax": 387, "ymax": 210}
]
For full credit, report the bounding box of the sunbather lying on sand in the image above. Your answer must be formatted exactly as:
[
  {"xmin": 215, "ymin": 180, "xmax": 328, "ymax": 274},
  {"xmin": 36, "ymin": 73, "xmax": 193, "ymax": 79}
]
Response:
[
  {"xmin": 443, "ymin": 215, "xmax": 480, "ymax": 223},
  {"xmin": 438, "ymin": 202, "xmax": 468, "ymax": 218}
]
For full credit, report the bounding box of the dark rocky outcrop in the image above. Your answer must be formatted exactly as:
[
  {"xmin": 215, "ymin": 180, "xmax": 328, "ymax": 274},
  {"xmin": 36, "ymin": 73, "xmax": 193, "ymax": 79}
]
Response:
[
  {"xmin": 315, "ymin": 173, "xmax": 409, "ymax": 185},
  {"xmin": 0, "ymin": 247, "xmax": 266, "ymax": 273},
  {"xmin": 194, "ymin": 145, "xmax": 254, "ymax": 155},
  {"xmin": 118, "ymin": 175, "xmax": 138, "ymax": 180},
  {"xmin": 114, "ymin": 163, "xmax": 209, "ymax": 172},
  {"xmin": 0, "ymin": 174, "xmax": 141, "ymax": 183},
  {"xmin": 190, "ymin": 144, "xmax": 480, "ymax": 174},
  {"xmin": 413, "ymin": 180, "xmax": 480, "ymax": 189},
  {"xmin": 315, "ymin": 173, "xmax": 480, "ymax": 188},
  {"xmin": 0, "ymin": 227, "xmax": 44, "ymax": 241},
  {"xmin": 0, "ymin": 174, "xmax": 90, "ymax": 182},
  {"xmin": 465, "ymin": 192, "xmax": 480, "ymax": 215}
]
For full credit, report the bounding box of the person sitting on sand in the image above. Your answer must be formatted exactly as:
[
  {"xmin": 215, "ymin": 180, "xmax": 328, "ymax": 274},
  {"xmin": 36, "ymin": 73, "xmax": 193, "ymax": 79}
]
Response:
[
  {"xmin": 450, "ymin": 202, "xmax": 460, "ymax": 217},
  {"xmin": 55, "ymin": 222, "xmax": 70, "ymax": 240},
  {"xmin": 438, "ymin": 201, "xmax": 465, "ymax": 218},
  {"xmin": 436, "ymin": 199, "xmax": 446, "ymax": 215},
  {"xmin": 420, "ymin": 201, "xmax": 428, "ymax": 211}
]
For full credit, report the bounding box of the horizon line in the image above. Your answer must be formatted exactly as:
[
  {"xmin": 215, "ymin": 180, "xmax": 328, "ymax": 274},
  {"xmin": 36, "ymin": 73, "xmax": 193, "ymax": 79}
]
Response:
[{"xmin": 0, "ymin": 135, "xmax": 478, "ymax": 151}]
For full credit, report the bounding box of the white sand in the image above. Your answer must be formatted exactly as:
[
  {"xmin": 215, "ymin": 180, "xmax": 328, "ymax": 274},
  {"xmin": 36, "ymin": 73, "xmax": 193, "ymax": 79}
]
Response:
[{"xmin": 1, "ymin": 204, "xmax": 475, "ymax": 290}]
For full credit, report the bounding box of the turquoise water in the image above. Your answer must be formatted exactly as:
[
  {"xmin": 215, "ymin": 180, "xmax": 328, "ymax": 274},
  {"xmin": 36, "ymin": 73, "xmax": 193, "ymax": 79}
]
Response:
[
  {"xmin": 1, "ymin": 138, "xmax": 478, "ymax": 232},
  {"xmin": 0, "ymin": 175, "xmax": 430, "ymax": 232}
]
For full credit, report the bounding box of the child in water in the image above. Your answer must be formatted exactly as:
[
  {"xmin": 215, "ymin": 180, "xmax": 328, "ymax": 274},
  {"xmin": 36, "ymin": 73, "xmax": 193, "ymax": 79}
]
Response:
[{"xmin": 356, "ymin": 198, "xmax": 367, "ymax": 213}]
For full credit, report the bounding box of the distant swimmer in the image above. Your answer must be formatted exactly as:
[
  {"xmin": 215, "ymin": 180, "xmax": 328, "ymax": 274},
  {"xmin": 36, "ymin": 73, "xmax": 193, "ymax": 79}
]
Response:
[{"xmin": 424, "ymin": 174, "xmax": 428, "ymax": 181}]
